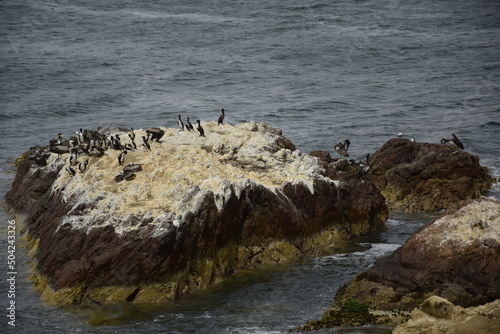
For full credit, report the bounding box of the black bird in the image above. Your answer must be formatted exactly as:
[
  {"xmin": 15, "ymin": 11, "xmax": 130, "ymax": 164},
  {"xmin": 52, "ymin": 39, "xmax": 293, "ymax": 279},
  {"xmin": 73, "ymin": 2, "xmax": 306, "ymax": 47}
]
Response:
[
  {"xmin": 334, "ymin": 139, "xmax": 350, "ymax": 158},
  {"xmin": 146, "ymin": 128, "xmax": 164, "ymax": 142},
  {"xmin": 49, "ymin": 133, "xmax": 63, "ymax": 146},
  {"xmin": 29, "ymin": 149, "xmax": 49, "ymax": 167},
  {"xmin": 196, "ymin": 120, "xmax": 205, "ymax": 137},
  {"xmin": 142, "ymin": 136, "xmax": 151, "ymax": 151},
  {"xmin": 343, "ymin": 139, "xmax": 350, "ymax": 152},
  {"xmin": 78, "ymin": 160, "xmax": 89, "ymax": 173},
  {"xmin": 218, "ymin": 108, "xmax": 225, "ymax": 125},
  {"xmin": 124, "ymin": 173, "xmax": 136, "ymax": 181},
  {"xmin": 123, "ymin": 163, "xmax": 143, "ymax": 173},
  {"xmin": 186, "ymin": 117, "xmax": 194, "ymax": 131},
  {"xmin": 101, "ymin": 137, "xmax": 109, "ymax": 150},
  {"xmin": 118, "ymin": 151, "xmax": 127, "ymax": 166},
  {"xmin": 178, "ymin": 115, "xmax": 185, "ymax": 131},
  {"xmin": 114, "ymin": 171, "xmax": 125, "ymax": 182},
  {"xmin": 115, "ymin": 134, "xmax": 121, "ymax": 147},
  {"xmin": 69, "ymin": 152, "xmax": 78, "ymax": 166},
  {"xmin": 111, "ymin": 135, "xmax": 123, "ymax": 150},
  {"xmin": 65, "ymin": 166, "xmax": 76, "ymax": 176},
  {"xmin": 441, "ymin": 133, "xmax": 464, "ymax": 150},
  {"xmin": 50, "ymin": 145, "xmax": 70, "ymax": 160},
  {"xmin": 128, "ymin": 128, "xmax": 135, "ymax": 140},
  {"xmin": 125, "ymin": 139, "xmax": 137, "ymax": 151},
  {"xmin": 76, "ymin": 128, "xmax": 85, "ymax": 145}
]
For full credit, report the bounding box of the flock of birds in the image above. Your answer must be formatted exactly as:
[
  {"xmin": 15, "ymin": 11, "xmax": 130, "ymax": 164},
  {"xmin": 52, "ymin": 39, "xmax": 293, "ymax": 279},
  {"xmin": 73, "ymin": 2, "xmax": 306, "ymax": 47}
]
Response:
[
  {"xmin": 28, "ymin": 109, "xmax": 227, "ymax": 182},
  {"xmin": 27, "ymin": 107, "xmax": 465, "ymax": 183}
]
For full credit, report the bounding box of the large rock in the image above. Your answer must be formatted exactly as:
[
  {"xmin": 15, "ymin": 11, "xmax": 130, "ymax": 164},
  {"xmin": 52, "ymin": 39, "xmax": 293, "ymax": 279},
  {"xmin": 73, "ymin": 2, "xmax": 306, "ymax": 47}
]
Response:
[
  {"xmin": 334, "ymin": 197, "xmax": 500, "ymax": 311},
  {"xmin": 367, "ymin": 138, "xmax": 494, "ymax": 212},
  {"xmin": 5, "ymin": 121, "xmax": 388, "ymax": 304}
]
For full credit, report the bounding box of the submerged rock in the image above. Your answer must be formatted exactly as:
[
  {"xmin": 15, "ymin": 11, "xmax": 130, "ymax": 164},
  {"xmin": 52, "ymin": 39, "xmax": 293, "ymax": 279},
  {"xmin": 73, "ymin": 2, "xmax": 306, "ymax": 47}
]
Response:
[
  {"xmin": 367, "ymin": 138, "xmax": 494, "ymax": 212},
  {"xmin": 334, "ymin": 197, "xmax": 500, "ymax": 312},
  {"xmin": 5, "ymin": 121, "xmax": 388, "ymax": 304}
]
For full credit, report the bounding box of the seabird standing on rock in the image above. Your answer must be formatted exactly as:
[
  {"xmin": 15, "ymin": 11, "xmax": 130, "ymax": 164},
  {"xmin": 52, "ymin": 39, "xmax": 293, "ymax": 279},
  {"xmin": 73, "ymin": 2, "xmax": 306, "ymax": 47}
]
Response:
[
  {"xmin": 334, "ymin": 140, "xmax": 350, "ymax": 158},
  {"xmin": 186, "ymin": 117, "xmax": 194, "ymax": 131},
  {"xmin": 69, "ymin": 151, "xmax": 78, "ymax": 166},
  {"xmin": 397, "ymin": 132, "xmax": 404, "ymax": 138},
  {"xmin": 49, "ymin": 145, "xmax": 70, "ymax": 160},
  {"xmin": 118, "ymin": 151, "xmax": 127, "ymax": 166},
  {"xmin": 178, "ymin": 115, "xmax": 185, "ymax": 131},
  {"xmin": 49, "ymin": 133, "xmax": 63, "ymax": 146},
  {"xmin": 218, "ymin": 108, "xmax": 225, "ymax": 125},
  {"xmin": 76, "ymin": 129, "xmax": 85, "ymax": 145},
  {"xmin": 65, "ymin": 166, "xmax": 76, "ymax": 177},
  {"xmin": 142, "ymin": 136, "xmax": 151, "ymax": 151},
  {"xmin": 128, "ymin": 128, "xmax": 135, "ymax": 141},
  {"xmin": 441, "ymin": 133, "xmax": 464, "ymax": 150},
  {"xmin": 78, "ymin": 160, "xmax": 89, "ymax": 173},
  {"xmin": 196, "ymin": 120, "xmax": 205, "ymax": 137}
]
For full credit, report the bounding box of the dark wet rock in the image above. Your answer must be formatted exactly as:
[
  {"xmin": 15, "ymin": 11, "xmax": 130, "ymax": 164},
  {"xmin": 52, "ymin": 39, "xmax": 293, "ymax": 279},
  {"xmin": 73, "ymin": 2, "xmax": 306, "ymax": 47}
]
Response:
[
  {"xmin": 4, "ymin": 124, "xmax": 388, "ymax": 305},
  {"xmin": 334, "ymin": 197, "xmax": 500, "ymax": 312},
  {"xmin": 366, "ymin": 138, "xmax": 494, "ymax": 212}
]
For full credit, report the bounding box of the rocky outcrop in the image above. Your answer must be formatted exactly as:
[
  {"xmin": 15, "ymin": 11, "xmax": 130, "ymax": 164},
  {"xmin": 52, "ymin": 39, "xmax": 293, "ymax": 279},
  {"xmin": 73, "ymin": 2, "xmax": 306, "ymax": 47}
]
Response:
[
  {"xmin": 367, "ymin": 138, "xmax": 494, "ymax": 212},
  {"xmin": 334, "ymin": 197, "xmax": 500, "ymax": 311},
  {"xmin": 393, "ymin": 296, "xmax": 500, "ymax": 334},
  {"xmin": 5, "ymin": 121, "xmax": 388, "ymax": 305}
]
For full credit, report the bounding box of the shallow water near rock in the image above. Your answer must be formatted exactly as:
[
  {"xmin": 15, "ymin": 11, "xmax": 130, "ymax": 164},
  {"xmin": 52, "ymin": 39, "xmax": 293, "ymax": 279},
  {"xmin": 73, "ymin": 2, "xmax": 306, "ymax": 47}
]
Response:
[{"xmin": 1, "ymin": 0, "xmax": 499, "ymax": 332}]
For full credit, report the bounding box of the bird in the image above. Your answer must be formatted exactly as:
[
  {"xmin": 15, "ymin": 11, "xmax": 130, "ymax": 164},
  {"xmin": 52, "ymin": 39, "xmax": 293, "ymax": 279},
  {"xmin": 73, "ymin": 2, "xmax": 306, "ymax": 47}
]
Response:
[
  {"xmin": 343, "ymin": 139, "xmax": 350, "ymax": 152},
  {"xmin": 49, "ymin": 133, "xmax": 63, "ymax": 146},
  {"xmin": 123, "ymin": 163, "xmax": 143, "ymax": 173},
  {"xmin": 125, "ymin": 138, "xmax": 137, "ymax": 151},
  {"xmin": 334, "ymin": 139, "xmax": 350, "ymax": 158},
  {"xmin": 128, "ymin": 128, "xmax": 135, "ymax": 140},
  {"xmin": 142, "ymin": 136, "xmax": 151, "ymax": 151},
  {"xmin": 218, "ymin": 108, "xmax": 225, "ymax": 125},
  {"xmin": 441, "ymin": 134, "xmax": 464, "ymax": 150},
  {"xmin": 146, "ymin": 128, "xmax": 164, "ymax": 142},
  {"xmin": 186, "ymin": 117, "xmax": 194, "ymax": 131},
  {"xmin": 78, "ymin": 160, "xmax": 89, "ymax": 173},
  {"xmin": 114, "ymin": 171, "xmax": 125, "ymax": 182},
  {"xmin": 65, "ymin": 166, "xmax": 76, "ymax": 176},
  {"xmin": 124, "ymin": 173, "xmax": 136, "ymax": 181},
  {"xmin": 118, "ymin": 151, "xmax": 127, "ymax": 166},
  {"xmin": 196, "ymin": 120, "xmax": 205, "ymax": 137},
  {"xmin": 397, "ymin": 132, "xmax": 404, "ymax": 138},
  {"xmin": 178, "ymin": 115, "xmax": 185, "ymax": 131},
  {"xmin": 88, "ymin": 146, "xmax": 105, "ymax": 157},
  {"xmin": 49, "ymin": 145, "xmax": 70, "ymax": 160},
  {"xmin": 28, "ymin": 149, "xmax": 49, "ymax": 167},
  {"xmin": 69, "ymin": 151, "xmax": 78, "ymax": 166},
  {"xmin": 76, "ymin": 128, "xmax": 85, "ymax": 145}
]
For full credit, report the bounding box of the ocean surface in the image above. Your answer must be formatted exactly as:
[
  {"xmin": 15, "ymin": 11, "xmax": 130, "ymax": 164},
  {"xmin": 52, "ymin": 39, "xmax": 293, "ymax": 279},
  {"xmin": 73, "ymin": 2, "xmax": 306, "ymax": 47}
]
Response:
[{"xmin": 1, "ymin": 0, "xmax": 499, "ymax": 333}]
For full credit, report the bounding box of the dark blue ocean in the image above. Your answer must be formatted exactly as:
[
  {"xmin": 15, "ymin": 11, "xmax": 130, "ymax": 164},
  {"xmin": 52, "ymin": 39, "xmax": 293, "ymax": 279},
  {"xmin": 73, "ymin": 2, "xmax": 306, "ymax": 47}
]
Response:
[{"xmin": 1, "ymin": 0, "xmax": 499, "ymax": 333}]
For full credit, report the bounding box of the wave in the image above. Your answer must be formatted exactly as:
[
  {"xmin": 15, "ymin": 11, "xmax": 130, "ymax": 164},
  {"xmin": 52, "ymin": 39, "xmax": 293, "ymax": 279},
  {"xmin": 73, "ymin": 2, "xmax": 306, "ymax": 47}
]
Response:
[{"xmin": 314, "ymin": 243, "xmax": 401, "ymax": 269}]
